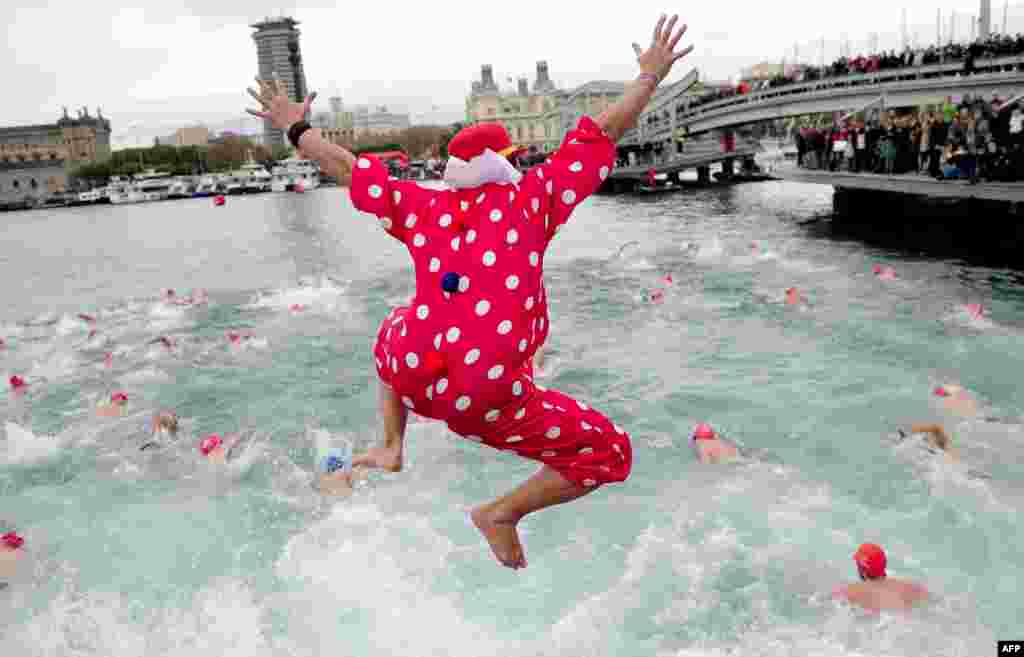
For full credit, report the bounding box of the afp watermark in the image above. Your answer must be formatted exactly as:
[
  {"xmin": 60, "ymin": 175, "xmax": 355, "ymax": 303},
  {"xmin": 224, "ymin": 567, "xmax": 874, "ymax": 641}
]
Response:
[{"xmin": 999, "ymin": 641, "xmax": 1024, "ymax": 654}]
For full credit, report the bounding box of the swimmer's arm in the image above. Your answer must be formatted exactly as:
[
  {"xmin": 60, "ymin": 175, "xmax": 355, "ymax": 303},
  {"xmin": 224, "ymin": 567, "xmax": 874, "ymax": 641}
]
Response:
[
  {"xmin": 594, "ymin": 17, "xmax": 692, "ymax": 142},
  {"xmin": 295, "ymin": 129, "xmax": 356, "ymax": 186}
]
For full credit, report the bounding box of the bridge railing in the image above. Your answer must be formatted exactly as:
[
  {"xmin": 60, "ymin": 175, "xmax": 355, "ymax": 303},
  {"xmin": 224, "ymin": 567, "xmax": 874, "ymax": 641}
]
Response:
[{"xmin": 676, "ymin": 55, "xmax": 1024, "ymax": 125}]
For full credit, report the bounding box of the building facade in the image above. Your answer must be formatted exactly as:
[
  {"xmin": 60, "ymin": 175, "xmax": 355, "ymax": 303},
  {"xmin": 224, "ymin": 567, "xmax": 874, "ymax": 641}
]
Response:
[
  {"xmin": 172, "ymin": 126, "xmax": 209, "ymax": 147},
  {"xmin": 351, "ymin": 106, "xmax": 411, "ymax": 138},
  {"xmin": 465, "ymin": 62, "xmax": 625, "ymax": 153},
  {"xmin": 0, "ymin": 107, "xmax": 111, "ymax": 204},
  {"xmin": 252, "ymin": 17, "xmax": 309, "ymax": 147}
]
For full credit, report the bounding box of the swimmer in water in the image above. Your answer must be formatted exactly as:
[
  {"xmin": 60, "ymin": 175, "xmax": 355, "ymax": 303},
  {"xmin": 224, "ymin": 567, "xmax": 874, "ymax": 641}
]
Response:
[
  {"xmin": 832, "ymin": 543, "xmax": 930, "ymax": 612},
  {"xmin": 140, "ymin": 411, "xmax": 179, "ymax": 451},
  {"xmin": 933, "ymin": 384, "xmax": 979, "ymax": 418},
  {"xmin": 784, "ymin": 287, "xmax": 807, "ymax": 306},
  {"xmin": 690, "ymin": 423, "xmax": 740, "ymax": 464},
  {"xmin": 896, "ymin": 424, "xmax": 959, "ymax": 462},
  {"xmin": 242, "ymin": 11, "xmax": 697, "ymax": 569},
  {"xmin": 0, "ymin": 532, "xmax": 24, "ymax": 585},
  {"xmin": 9, "ymin": 375, "xmax": 27, "ymax": 392},
  {"xmin": 198, "ymin": 432, "xmax": 250, "ymax": 464},
  {"xmin": 872, "ymin": 264, "xmax": 897, "ymax": 281},
  {"xmin": 96, "ymin": 391, "xmax": 129, "ymax": 418}
]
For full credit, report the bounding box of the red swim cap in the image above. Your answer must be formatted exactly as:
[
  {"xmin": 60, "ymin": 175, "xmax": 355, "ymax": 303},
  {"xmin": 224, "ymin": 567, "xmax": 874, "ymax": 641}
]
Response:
[
  {"xmin": 2, "ymin": 532, "xmax": 23, "ymax": 549},
  {"xmin": 693, "ymin": 423, "xmax": 716, "ymax": 440},
  {"xmin": 199, "ymin": 434, "xmax": 223, "ymax": 456},
  {"xmin": 111, "ymin": 391, "xmax": 128, "ymax": 404},
  {"xmin": 933, "ymin": 385, "xmax": 950, "ymax": 398},
  {"xmin": 872, "ymin": 264, "xmax": 882, "ymax": 274},
  {"xmin": 662, "ymin": 274, "xmax": 674, "ymax": 285},
  {"xmin": 9, "ymin": 375, "xmax": 26, "ymax": 389},
  {"xmin": 853, "ymin": 543, "xmax": 887, "ymax": 578},
  {"xmin": 227, "ymin": 331, "xmax": 241, "ymax": 343}
]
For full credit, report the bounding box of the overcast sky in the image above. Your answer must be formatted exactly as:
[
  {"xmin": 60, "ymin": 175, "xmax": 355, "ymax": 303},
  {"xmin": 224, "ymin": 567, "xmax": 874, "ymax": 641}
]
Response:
[{"xmin": 3, "ymin": 1, "xmax": 1014, "ymax": 146}]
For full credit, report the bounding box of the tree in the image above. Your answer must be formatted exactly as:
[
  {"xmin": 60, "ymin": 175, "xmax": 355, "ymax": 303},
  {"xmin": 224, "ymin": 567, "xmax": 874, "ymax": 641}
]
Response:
[
  {"xmin": 439, "ymin": 123, "xmax": 463, "ymax": 159},
  {"xmin": 207, "ymin": 136, "xmax": 270, "ymax": 171},
  {"xmin": 271, "ymin": 144, "xmax": 293, "ymax": 161}
]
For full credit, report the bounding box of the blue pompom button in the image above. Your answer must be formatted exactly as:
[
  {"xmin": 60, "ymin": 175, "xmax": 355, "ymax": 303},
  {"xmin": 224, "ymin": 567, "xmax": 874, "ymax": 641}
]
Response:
[{"xmin": 441, "ymin": 272, "xmax": 461, "ymax": 293}]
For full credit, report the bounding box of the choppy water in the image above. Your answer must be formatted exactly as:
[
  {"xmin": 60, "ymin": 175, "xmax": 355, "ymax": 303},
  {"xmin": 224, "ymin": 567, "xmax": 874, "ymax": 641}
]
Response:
[{"xmin": 1, "ymin": 183, "xmax": 1022, "ymax": 656}]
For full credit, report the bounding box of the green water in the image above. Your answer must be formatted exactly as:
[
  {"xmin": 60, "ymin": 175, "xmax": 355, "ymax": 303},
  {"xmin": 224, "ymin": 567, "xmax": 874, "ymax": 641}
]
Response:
[{"xmin": 0, "ymin": 183, "xmax": 1020, "ymax": 656}]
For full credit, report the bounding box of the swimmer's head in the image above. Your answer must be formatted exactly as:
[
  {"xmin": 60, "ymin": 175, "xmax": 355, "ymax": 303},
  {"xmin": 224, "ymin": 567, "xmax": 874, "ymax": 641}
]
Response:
[
  {"xmin": 154, "ymin": 411, "xmax": 179, "ymax": 436},
  {"xmin": 322, "ymin": 454, "xmax": 346, "ymax": 474},
  {"xmin": 289, "ymin": 304, "xmax": 306, "ymax": 312},
  {"xmin": 853, "ymin": 543, "xmax": 887, "ymax": 580},
  {"xmin": 2, "ymin": 532, "xmax": 23, "ymax": 550},
  {"xmin": 77, "ymin": 313, "xmax": 96, "ymax": 323},
  {"xmin": 9, "ymin": 375, "xmax": 26, "ymax": 390},
  {"xmin": 691, "ymin": 423, "xmax": 717, "ymax": 441},
  {"xmin": 110, "ymin": 391, "xmax": 128, "ymax": 405},
  {"xmin": 199, "ymin": 434, "xmax": 223, "ymax": 456},
  {"xmin": 933, "ymin": 385, "xmax": 950, "ymax": 398},
  {"xmin": 872, "ymin": 264, "xmax": 882, "ymax": 274},
  {"xmin": 964, "ymin": 303, "xmax": 984, "ymax": 318}
]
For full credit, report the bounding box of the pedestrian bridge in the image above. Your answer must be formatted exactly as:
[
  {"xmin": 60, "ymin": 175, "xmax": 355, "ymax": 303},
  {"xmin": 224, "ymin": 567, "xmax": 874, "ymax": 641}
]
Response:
[{"xmin": 677, "ymin": 55, "xmax": 1024, "ymax": 134}]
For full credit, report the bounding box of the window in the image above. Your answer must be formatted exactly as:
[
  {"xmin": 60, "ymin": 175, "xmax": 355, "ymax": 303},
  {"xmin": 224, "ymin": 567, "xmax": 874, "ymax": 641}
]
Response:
[
  {"xmin": 13, "ymin": 180, "xmax": 20, "ymax": 189},
  {"xmin": 50, "ymin": 153, "xmax": 57, "ymax": 160},
  {"xmin": 487, "ymin": 108, "xmax": 495, "ymax": 116}
]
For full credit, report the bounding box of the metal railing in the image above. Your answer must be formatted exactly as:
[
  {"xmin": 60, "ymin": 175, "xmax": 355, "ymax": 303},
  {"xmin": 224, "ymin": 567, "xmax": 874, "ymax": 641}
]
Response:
[{"xmin": 676, "ymin": 55, "xmax": 1024, "ymax": 125}]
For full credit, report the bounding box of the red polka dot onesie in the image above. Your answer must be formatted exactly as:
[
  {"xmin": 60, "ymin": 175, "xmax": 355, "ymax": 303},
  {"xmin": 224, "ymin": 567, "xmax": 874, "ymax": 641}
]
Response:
[{"xmin": 349, "ymin": 117, "xmax": 632, "ymax": 488}]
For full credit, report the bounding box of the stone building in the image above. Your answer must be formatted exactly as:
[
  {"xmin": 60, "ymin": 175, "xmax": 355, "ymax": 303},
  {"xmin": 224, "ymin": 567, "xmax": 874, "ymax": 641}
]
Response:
[
  {"xmin": 172, "ymin": 126, "xmax": 210, "ymax": 147},
  {"xmin": 351, "ymin": 106, "xmax": 411, "ymax": 138},
  {"xmin": 465, "ymin": 61, "xmax": 625, "ymax": 153},
  {"xmin": 0, "ymin": 107, "xmax": 111, "ymax": 205},
  {"xmin": 252, "ymin": 17, "xmax": 309, "ymax": 147}
]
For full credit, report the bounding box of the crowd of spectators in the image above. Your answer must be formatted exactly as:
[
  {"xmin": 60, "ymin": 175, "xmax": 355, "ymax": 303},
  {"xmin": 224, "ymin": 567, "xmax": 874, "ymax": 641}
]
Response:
[
  {"xmin": 794, "ymin": 93, "xmax": 1024, "ymax": 182},
  {"xmin": 681, "ymin": 33, "xmax": 1024, "ymax": 113}
]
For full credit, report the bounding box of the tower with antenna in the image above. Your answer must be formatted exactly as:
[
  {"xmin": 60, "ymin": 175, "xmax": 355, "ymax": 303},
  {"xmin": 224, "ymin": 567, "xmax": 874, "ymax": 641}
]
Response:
[{"xmin": 251, "ymin": 16, "xmax": 309, "ymax": 146}]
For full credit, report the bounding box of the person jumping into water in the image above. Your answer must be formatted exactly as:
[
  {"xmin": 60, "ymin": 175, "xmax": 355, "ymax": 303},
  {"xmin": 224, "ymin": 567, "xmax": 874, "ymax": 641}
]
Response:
[
  {"xmin": 245, "ymin": 13, "xmax": 694, "ymax": 569},
  {"xmin": 832, "ymin": 543, "xmax": 930, "ymax": 612}
]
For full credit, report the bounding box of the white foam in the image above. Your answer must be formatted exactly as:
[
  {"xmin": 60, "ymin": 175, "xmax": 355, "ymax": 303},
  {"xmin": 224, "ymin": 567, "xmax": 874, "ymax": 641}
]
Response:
[
  {"xmin": 2, "ymin": 422, "xmax": 61, "ymax": 465},
  {"xmin": 0, "ymin": 579, "xmax": 275, "ymax": 657},
  {"xmin": 249, "ymin": 277, "xmax": 354, "ymax": 315}
]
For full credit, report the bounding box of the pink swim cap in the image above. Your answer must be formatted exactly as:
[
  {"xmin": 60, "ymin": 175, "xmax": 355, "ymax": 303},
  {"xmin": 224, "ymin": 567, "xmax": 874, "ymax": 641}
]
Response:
[
  {"xmin": 111, "ymin": 391, "xmax": 128, "ymax": 404},
  {"xmin": 965, "ymin": 303, "xmax": 984, "ymax": 318},
  {"xmin": 290, "ymin": 304, "xmax": 306, "ymax": 312},
  {"xmin": 227, "ymin": 331, "xmax": 241, "ymax": 343},
  {"xmin": 2, "ymin": 532, "xmax": 23, "ymax": 549},
  {"xmin": 9, "ymin": 375, "xmax": 26, "ymax": 389},
  {"xmin": 199, "ymin": 434, "xmax": 223, "ymax": 455},
  {"xmin": 662, "ymin": 274, "xmax": 674, "ymax": 285},
  {"xmin": 693, "ymin": 423, "xmax": 716, "ymax": 441},
  {"xmin": 872, "ymin": 264, "xmax": 882, "ymax": 274},
  {"xmin": 78, "ymin": 313, "xmax": 96, "ymax": 323}
]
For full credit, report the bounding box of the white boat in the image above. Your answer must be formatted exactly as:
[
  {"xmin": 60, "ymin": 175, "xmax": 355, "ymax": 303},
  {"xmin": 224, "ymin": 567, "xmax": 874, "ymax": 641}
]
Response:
[
  {"xmin": 132, "ymin": 169, "xmax": 175, "ymax": 202},
  {"xmin": 71, "ymin": 189, "xmax": 104, "ymax": 206},
  {"xmin": 270, "ymin": 159, "xmax": 321, "ymax": 192},
  {"xmin": 167, "ymin": 178, "xmax": 196, "ymax": 199},
  {"xmin": 225, "ymin": 161, "xmax": 272, "ymax": 194},
  {"xmin": 107, "ymin": 176, "xmax": 141, "ymax": 205},
  {"xmin": 192, "ymin": 175, "xmax": 221, "ymax": 197}
]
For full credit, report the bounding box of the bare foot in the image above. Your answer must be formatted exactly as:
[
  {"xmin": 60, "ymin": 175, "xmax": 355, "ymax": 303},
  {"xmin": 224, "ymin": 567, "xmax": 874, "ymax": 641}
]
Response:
[{"xmin": 471, "ymin": 506, "xmax": 526, "ymax": 569}]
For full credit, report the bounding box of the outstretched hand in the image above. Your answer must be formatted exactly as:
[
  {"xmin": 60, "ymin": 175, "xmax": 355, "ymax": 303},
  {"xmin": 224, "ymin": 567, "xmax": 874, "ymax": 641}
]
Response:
[
  {"xmin": 245, "ymin": 76, "xmax": 315, "ymax": 131},
  {"xmin": 632, "ymin": 14, "xmax": 694, "ymax": 82},
  {"xmin": 352, "ymin": 445, "xmax": 403, "ymax": 472}
]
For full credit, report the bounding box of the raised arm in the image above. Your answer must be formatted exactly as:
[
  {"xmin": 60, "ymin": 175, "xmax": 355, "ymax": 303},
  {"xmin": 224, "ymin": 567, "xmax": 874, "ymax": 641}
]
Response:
[
  {"xmin": 245, "ymin": 78, "xmax": 356, "ymax": 184},
  {"xmin": 595, "ymin": 14, "xmax": 694, "ymax": 142}
]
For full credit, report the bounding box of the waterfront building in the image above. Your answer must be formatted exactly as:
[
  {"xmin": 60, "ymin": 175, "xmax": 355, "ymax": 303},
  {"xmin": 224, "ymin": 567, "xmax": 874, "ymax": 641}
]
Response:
[
  {"xmin": 465, "ymin": 61, "xmax": 625, "ymax": 153},
  {"xmin": 351, "ymin": 106, "xmax": 411, "ymax": 138},
  {"xmin": 252, "ymin": 16, "xmax": 309, "ymax": 147},
  {"xmin": 0, "ymin": 107, "xmax": 111, "ymax": 205},
  {"xmin": 172, "ymin": 126, "xmax": 210, "ymax": 147}
]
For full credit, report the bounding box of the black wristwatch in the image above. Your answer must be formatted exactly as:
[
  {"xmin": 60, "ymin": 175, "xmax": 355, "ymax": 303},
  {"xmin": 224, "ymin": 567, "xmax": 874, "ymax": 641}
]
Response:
[{"xmin": 287, "ymin": 120, "xmax": 312, "ymax": 148}]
